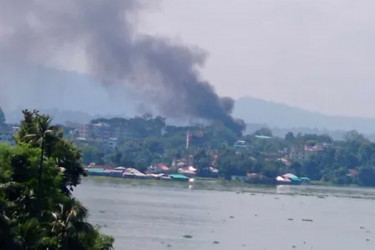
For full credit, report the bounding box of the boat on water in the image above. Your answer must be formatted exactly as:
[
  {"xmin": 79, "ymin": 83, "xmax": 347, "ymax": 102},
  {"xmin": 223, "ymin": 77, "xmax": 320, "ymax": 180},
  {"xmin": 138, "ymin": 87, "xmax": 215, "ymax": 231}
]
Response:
[{"xmin": 276, "ymin": 173, "xmax": 310, "ymax": 185}]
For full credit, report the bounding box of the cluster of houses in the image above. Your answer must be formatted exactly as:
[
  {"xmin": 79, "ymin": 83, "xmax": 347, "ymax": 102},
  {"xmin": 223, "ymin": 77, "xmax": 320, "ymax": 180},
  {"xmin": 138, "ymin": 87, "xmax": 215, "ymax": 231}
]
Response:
[
  {"xmin": 86, "ymin": 161, "xmax": 312, "ymax": 185},
  {"xmin": 233, "ymin": 172, "xmax": 311, "ymax": 185},
  {"xmin": 85, "ymin": 155, "xmax": 221, "ymax": 182},
  {"xmin": 0, "ymin": 107, "xmax": 325, "ymax": 186},
  {"xmin": 85, "ymin": 163, "xmax": 196, "ymax": 182},
  {"xmin": 234, "ymin": 135, "xmax": 329, "ymax": 167},
  {"xmin": 232, "ymin": 137, "xmax": 327, "ymax": 184}
]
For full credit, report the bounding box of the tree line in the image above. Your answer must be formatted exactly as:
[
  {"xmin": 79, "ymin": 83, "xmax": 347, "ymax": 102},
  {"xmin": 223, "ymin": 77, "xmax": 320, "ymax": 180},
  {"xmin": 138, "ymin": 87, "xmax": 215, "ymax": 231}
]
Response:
[{"xmin": 77, "ymin": 115, "xmax": 375, "ymax": 186}]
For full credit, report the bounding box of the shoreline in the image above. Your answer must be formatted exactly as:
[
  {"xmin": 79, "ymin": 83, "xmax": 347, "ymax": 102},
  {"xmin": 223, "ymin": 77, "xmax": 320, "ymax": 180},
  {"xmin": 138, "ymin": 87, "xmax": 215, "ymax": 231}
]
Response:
[{"xmin": 82, "ymin": 176, "xmax": 375, "ymax": 200}]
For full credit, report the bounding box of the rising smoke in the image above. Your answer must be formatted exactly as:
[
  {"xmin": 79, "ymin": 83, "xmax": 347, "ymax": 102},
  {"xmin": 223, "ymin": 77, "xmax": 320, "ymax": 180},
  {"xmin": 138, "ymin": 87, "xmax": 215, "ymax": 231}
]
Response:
[{"xmin": 0, "ymin": 0, "xmax": 244, "ymax": 134}]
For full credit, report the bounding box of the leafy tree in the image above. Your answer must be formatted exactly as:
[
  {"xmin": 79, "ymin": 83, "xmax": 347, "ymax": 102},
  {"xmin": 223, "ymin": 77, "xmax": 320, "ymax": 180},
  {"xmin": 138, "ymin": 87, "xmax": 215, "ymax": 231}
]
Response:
[
  {"xmin": 0, "ymin": 111, "xmax": 114, "ymax": 250},
  {"xmin": 290, "ymin": 161, "xmax": 302, "ymax": 176},
  {"xmin": 16, "ymin": 110, "xmax": 86, "ymax": 192},
  {"xmin": 331, "ymin": 167, "xmax": 351, "ymax": 185},
  {"xmin": 345, "ymin": 130, "xmax": 368, "ymax": 143},
  {"xmin": 217, "ymin": 147, "xmax": 254, "ymax": 180},
  {"xmin": 358, "ymin": 167, "xmax": 375, "ymax": 187},
  {"xmin": 260, "ymin": 161, "xmax": 283, "ymax": 179},
  {"xmin": 254, "ymin": 127, "xmax": 272, "ymax": 137},
  {"xmin": 194, "ymin": 150, "xmax": 212, "ymax": 176},
  {"xmin": 300, "ymin": 134, "xmax": 332, "ymax": 144},
  {"xmin": 285, "ymin": 132, "xmax": 295, "ymax": 144},
  {"xmin": 204, "ymin": 124, "xmax": 237, "ymax": 147}
]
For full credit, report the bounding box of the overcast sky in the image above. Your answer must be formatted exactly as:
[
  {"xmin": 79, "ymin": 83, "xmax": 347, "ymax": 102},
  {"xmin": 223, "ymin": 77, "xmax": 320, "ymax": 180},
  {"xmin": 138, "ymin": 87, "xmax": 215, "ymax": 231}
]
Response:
[
  {"xmin": 138, "ymin": 0, "xmax": 375, "ymax": 117},
  {"xmin": 1, "ymin": 0, "xmax": 375, "ymax": 118}
]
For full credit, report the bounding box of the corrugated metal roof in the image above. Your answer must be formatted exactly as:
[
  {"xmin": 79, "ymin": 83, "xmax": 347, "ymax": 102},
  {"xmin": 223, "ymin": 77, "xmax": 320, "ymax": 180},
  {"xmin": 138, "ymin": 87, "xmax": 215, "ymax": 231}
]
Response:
[
  {"xmin": 169, "ymin": 174, "xmax": 189, "ymax": 179},
  {"xmin": 87, "ymin": 168, "xmax": 104, "ymax": 173}
]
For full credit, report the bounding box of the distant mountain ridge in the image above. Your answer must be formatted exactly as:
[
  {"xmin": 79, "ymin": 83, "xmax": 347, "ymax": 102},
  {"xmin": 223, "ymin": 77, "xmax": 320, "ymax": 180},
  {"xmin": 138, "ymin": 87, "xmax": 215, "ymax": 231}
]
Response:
[
  {"xmin": 4, "ymin": 96, "xmax": 375, "ymax": 138},
  {"xmin": 233, "ymin": 97, "xmax": 375, "ymax": 134}
]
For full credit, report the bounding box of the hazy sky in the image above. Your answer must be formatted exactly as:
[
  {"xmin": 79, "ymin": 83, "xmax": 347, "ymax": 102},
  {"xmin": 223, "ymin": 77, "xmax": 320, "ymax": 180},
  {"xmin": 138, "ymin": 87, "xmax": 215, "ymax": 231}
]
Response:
[
  {"xmin": 1, "ymin": 0, "xmax": 375, "ymax": 118},
  {"xmin": 138, "ymin": 0, "xmax": 375, "ymax": 117}
]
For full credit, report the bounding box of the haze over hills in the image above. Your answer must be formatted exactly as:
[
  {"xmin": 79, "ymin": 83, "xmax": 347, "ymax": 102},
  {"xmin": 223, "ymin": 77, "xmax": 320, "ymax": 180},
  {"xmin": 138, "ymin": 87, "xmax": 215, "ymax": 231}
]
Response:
[
  {"xmin": 2, "ymin": 61, "xmax": 375, "ymax": 138},
  {"xmin": 233, "ymin": 97, "xmax": 375, "ymax": 136},
  {"xmin": 0, "ymin": 61, "xmax": 142, "ymax": 123},
  {"xmin": 5, "ymin": 95, "xmax": 375, "ymax": 138}
]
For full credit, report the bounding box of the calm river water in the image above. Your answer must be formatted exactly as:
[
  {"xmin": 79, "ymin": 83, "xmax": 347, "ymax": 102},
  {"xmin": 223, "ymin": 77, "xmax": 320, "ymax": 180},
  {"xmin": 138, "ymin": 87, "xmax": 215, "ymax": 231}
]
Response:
[{"xmin": 74, "ymin": 178, "xmax": 375, "ymax": 250}]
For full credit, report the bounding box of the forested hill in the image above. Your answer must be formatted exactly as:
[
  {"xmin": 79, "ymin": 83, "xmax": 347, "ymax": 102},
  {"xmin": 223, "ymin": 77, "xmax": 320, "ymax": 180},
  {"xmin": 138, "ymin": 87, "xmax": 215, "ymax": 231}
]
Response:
[{"xmin": 233, "ymin": 97, "xmax": 375, "ymax": 134}]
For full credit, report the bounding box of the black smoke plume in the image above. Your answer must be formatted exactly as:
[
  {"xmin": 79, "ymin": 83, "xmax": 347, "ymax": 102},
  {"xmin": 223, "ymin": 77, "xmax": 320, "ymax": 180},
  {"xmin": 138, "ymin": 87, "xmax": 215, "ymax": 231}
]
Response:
[{"xmin": 0, "ymin": 0, "xmax": 244, "ymax": 134}]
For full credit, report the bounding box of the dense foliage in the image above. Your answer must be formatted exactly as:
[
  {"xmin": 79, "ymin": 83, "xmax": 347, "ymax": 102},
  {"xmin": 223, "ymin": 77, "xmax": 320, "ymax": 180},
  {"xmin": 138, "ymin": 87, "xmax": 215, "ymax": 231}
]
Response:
[
  {"xmin": 0, "ymin": 110, "xmax": 113, "ymax": 249},
  {"xmin": 78, "ymin": 115, "xmax": 375, "ymax": 187}
]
